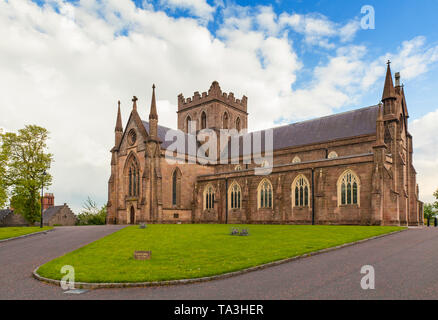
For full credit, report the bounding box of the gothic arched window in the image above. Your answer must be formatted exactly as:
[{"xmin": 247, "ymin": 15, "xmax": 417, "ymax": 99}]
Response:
[
  {"xmin": 186, "ymin": 115, "xmax": 192, "ymax": 133},
  {"xmin": 201, "ymin": 111, "xmax": 207, "ymax": 129},
  {"xmin": 338, "ymin": 170, "xmax": 360, "ymax": 206},
  {"xmin": 228, "ymin": 181, "xmax": 241, "ymax": 210},
  {"xmin": 127, "ymin": 157, "xmax": 140, "ymax": 197},
  {"xmin": 236, "ymin": 117, "xmax": 241, "ymax": 131},
  {"xmin": 257, "ymin": 179, "xmax": 273, "ymax": 209},
  {"xmin": 292, "ymin": 174, "xmax": 310, "ymax": 207},
  {"xmin": 203, "ymin": 184, "xmax": 215, "ymax": 210},
  {"xmin": 172, "ymin": 168, "xmax": 182, "ymax": 206}
]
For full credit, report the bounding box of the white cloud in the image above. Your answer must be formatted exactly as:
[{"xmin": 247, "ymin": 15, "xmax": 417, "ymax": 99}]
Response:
[
  {"xmin": 279, "ymin": 12, "xmax": 361, "ymax": 48},
  {"xmin": 410, "ymin": 109, "xmax": 438, "ymax": 204},
  {"xmin": 339, "ymin": 19, "xmax": 361, "ymax": 42},
  {"xmin": 160, "ymin": 0, "xmax": 215, "ymax": 21},
  {"xmin": 255, "ymin": 6, "xmax": 279, "ymax": 36},
  {"xmin": 389, "ymin": 36, "xmax": 438, "ymax": 80},
  {"xmin": 0, "ymin": 0, "xmax": 437, "ymax": 212}
]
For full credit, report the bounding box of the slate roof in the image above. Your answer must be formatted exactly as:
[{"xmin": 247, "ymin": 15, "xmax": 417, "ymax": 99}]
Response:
[
  {"xmin": 245, "ymin": 105, "xmax": 379, "ymax": 152},
  {"xmin": 43, "ymin": 206, "xmax": 64, "ymax": 221},
  {"xmin": 142, "ymin": 121, "xmax": 200, "ymax": 157},
  {"xmin": 142, "ymin": 105, "xmax": 379, "ymax": 156},
  {"xmin": 0, "ymin": 209, "xmax": 13, "ymax": 222}
]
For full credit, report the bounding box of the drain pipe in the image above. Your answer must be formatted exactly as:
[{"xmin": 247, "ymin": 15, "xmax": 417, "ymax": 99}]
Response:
[
  {"xmin": 312, "ymin": 168, "xmax": 315, "ymax": 225},
  {"xmin": 225, "ymin": 178, "xmax": 229, "ymax": 224}
]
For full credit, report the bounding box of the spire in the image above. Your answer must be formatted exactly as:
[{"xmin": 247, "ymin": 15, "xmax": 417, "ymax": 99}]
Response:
[
  {"xmin": 132, "ymin": 96, "xmax": 138, "ymax": 111},
  {"xmin": 382, "ymin": 60, "xmax": 396, "ymax": 101},
  {"xmin": 114, "ymin": 100, "xmax": 123, "ymax": 148},
  {"xmin": 147, "ymin": 84, "xmax": 160, "ymax": 141},
  {"xmin": 149, "ymin": 84, "xmax": 158, "ymax": 120},
  {"xmin": 115, "ymin": 100, "xmax": 123, "ymax": 132}
]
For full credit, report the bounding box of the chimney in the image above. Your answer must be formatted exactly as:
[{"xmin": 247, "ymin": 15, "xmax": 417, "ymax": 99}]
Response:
[
  {"xmin": 42, "ymin": 193, "xmax": 55, "ymax": 211},
  {"xmin": 395, "ymin": 72, "xmax": 401, "ymax": 87}
]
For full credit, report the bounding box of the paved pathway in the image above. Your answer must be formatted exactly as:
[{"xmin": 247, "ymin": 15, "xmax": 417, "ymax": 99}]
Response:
[
  {"xmin": 0, "ymin": 225, "xmax": 124, "ymax": 299},
  {"xmin": 0, "ymin": 226, "xmax": 436, "ymax": 299}
]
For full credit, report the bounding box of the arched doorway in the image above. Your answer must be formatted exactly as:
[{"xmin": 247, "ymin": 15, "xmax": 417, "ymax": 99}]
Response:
[{"xmin": 130, "ymin": 206, "xmax": 135, "ymax": 224}]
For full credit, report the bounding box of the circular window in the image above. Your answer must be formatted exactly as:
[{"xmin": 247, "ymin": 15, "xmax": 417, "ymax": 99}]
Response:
[{"xmin": 128, "ymin": 129, "xmax": 137, "ymax": 146}]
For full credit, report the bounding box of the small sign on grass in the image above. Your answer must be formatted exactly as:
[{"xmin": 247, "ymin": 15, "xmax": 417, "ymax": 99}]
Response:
[{"xmin": 134, "ymin": 250, "xmax": 151, "ymax": 260}]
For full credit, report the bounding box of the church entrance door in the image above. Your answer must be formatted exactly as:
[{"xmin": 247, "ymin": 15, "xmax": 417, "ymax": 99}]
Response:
[{"xmin": 130, "ymin": 206, "xmax": 135, "ymax": 225}]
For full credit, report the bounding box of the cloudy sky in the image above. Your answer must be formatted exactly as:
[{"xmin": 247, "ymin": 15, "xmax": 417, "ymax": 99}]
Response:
[{"xmin": 0, "ymin": 0, "xmax": 437, "ymax": 212}]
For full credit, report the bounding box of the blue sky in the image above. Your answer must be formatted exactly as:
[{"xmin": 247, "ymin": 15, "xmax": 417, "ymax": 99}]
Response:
[
  {"xmin": 30, "ymin": 0, "xmax": 438, "ymax": 120},
  {"xmin": 104, "ymin": 0, "xmax": 437, "ymax": 120},
  {"xmin": 2, "ymin": 0, "xmax": 438, "ymax": 210}
]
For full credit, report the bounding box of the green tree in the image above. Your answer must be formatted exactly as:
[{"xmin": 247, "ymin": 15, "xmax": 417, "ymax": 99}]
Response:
[
  {"xmin": 0, "ymin": 130, "xmax": 8, "ymax": 208},
  {"xmin": 434, "ymin": 189, "xmax": 438, "ymax": 209},
  {"xmin": 424, "ymin": 203, "xmax": 436, "ymax": 220},
  {"xmin": 2, "ymin": 125, "xmax": 53, "ymax": 224},
  {"xmin": 76, "ymin": 197, "xmax": 107, "ymax": 225}
]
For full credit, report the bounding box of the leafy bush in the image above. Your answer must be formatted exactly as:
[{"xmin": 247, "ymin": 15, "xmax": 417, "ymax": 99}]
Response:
[{"xmin": 76, "ymin": 197, "xmax": 107, "ymax": 225}]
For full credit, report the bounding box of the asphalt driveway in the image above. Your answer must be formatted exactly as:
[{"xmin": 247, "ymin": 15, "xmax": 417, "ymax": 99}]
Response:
[{"xmin": 0, "ymin": 225, "xmax": 435, "ymax": 299}]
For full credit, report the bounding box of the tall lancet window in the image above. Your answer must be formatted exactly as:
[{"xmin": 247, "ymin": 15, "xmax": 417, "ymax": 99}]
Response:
[
  {"xmin": 127, "ymin": 156, "xmax": 140, "ymax": 197},
  {"xmin": 201, "ymin": 111, "xmax": 207, "ymax": 129},
  {"xmin": 236, "ymin": 117, "xmax": 241, "ymax": 131},
  {"xmin": 338, "ymin": 170, "xmax": 360, "ymax": 206},
  {"xmin": 129, "ymin": 168, "xmax": 132, "ymax": 196},
  {"xmin": 172, "ymin": 168, "xmax": 181, "ymax": 206},
  {"xmin": 223, "ymin": 112, "xmax": 229, "ymax": 129},
  {"xmin": 186, "ymin": 115, "xmax": 192, "ymax": 133}
]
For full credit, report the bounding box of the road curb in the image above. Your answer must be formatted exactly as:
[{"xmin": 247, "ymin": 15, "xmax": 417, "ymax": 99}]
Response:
[
  {"xmin": 0, "ymin": 229, "xmax": 54, "ymax": 243},
  {"xmin": 32, "ymin": 228, "xmax": 407, "ymax": 290}
]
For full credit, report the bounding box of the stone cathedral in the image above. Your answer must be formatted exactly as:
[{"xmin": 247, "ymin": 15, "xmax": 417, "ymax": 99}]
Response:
[{"xmin": 107, "ymin": 63, "xmax": 423, "ymax": 226}]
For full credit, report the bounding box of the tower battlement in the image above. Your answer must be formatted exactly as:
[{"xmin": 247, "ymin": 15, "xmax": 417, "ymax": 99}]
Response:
[{"xmin": 177, "ymin": 81, "xmax": 247, "ymax": 112}]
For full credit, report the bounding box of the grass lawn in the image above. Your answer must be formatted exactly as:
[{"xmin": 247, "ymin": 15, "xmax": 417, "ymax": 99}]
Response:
[
  {"xmin": 0, "ymin": 226, "xmax": 53, "ymax": 240},
  {"xmin": 37, "ymin": 224, "xmax": 404, "ymax": 283}
]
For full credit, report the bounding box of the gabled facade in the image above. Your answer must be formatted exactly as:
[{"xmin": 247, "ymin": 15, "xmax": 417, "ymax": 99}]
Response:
[
  {"xmin": 107, "ymin": 63, "xmax": 423, "ymax": 226},
  {"xmin": 42, "ymin": 204, "xmax": 76, "ymax": 226}
]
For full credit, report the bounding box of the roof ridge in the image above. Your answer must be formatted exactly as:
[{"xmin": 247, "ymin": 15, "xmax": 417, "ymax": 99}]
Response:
[
  {"xmin": 251, "ymin": 105, "xmax": 378, "ymax": 133},
  {"xmin": 142, "ymin": 104, "xmax": 378, "ymax": 135}
]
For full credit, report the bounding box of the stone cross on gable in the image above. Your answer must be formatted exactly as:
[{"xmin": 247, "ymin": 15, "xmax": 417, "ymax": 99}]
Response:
[{"xmin": 131, "ymin": 96, "xmax": 138, "ymax": 110}]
